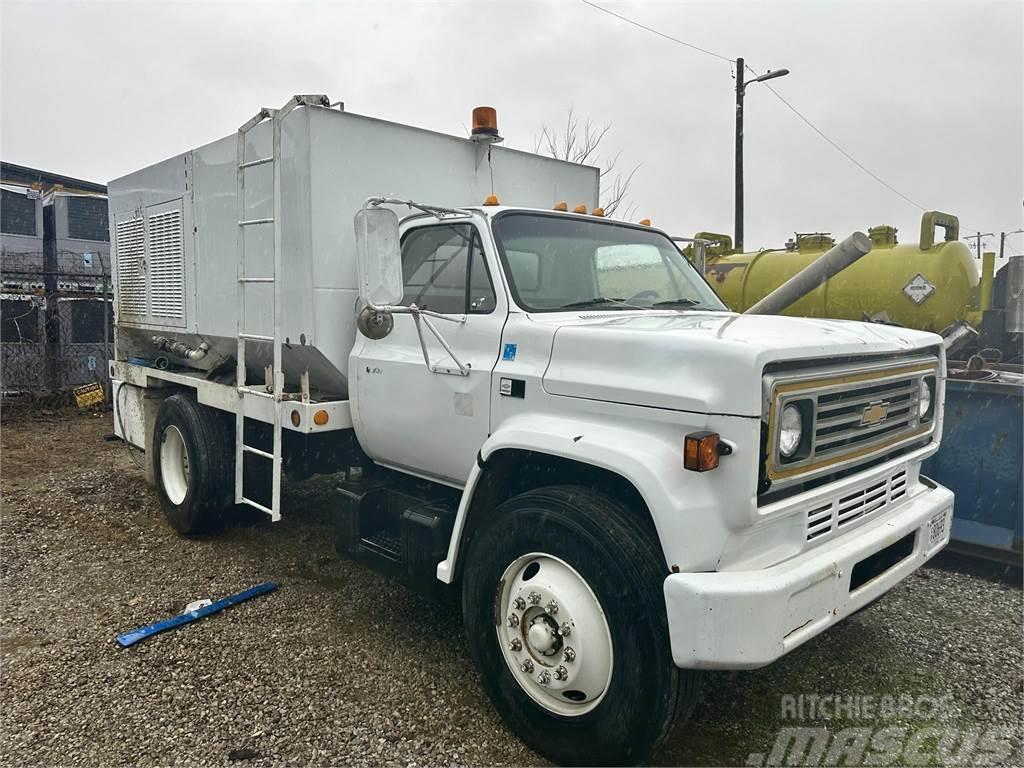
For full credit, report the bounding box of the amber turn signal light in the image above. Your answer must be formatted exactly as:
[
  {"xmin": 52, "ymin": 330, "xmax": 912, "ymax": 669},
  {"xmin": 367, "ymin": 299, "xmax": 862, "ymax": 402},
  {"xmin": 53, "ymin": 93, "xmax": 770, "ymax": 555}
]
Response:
[
  {"xmin": 313, "ymin": 410, "xmax": 329, "ymax": 426},
  {"xmin": 290, "ymin": 410, "xmax": 301, "ymax": 428},
  {"xmin": 684, "ymin": 431, "xmax": 720, "ymax": 472}
]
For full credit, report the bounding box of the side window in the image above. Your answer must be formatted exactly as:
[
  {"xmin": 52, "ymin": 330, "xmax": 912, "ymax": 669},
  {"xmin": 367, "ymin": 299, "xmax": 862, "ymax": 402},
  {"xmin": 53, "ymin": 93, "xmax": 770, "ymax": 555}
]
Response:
[{"xmin": 401, "ymin": 224, "xmax": 496, "ymax": 314}]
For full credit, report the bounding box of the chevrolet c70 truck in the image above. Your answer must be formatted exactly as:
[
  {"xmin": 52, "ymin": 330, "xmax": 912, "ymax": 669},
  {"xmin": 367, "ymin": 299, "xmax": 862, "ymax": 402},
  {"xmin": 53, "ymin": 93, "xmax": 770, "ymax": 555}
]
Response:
[{"xmin": 109, "ymin": 97, "xmax": 954, "ymax": 765}]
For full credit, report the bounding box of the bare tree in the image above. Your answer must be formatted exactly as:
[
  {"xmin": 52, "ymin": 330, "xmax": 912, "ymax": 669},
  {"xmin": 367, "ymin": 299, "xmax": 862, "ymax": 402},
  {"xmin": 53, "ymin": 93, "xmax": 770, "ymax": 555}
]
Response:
[{"xmin": 534, "ymin": 107, "xmax": 640, "ymax": 220}]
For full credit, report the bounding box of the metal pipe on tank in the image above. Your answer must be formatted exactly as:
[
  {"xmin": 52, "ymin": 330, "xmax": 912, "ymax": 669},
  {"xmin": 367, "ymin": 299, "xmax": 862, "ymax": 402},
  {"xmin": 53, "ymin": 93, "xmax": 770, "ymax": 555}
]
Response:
[
  {"xmin": 980, "ymin": 252, "xmax": 995, "ymax": 312},
  {"xmin": 744, "ymin": 232, "xmax": 872, "ymax": 315}
]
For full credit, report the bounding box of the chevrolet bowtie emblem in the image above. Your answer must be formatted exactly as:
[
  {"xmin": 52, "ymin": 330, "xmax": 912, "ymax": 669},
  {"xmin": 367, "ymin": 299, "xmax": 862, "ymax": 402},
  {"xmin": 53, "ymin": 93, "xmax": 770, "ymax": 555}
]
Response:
[{"xmin": 861, "ymin": 401, "xmax": 889, "ymax": 426}]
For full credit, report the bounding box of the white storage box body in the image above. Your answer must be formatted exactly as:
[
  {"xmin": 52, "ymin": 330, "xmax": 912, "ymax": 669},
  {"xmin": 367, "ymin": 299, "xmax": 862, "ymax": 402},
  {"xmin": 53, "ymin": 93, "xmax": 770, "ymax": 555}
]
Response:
[{"xmin": 108, "ymin": 104, "xmax": 599, "ymax": 397}]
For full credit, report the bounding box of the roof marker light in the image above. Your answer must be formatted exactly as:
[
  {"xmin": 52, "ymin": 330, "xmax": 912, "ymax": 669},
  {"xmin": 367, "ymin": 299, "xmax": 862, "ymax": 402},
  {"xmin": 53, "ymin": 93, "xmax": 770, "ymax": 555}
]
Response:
[
  {"xmin": 483, "ymin": 195, "xmax": 499, "ymax": 206},
  {"xmin": 592, "ymin": 207, "xmax": 605, "ymax": 217},
  {"xmin": 574, "ymin": 204, "xmax": 588, "ymax": 214},
  {"xmin": 553, "ymin": 201, "xmax": 568, "ymax": 212},
  {"xmin": 639, "ymin": 218, "xmax": 651, "ymax": 226}
]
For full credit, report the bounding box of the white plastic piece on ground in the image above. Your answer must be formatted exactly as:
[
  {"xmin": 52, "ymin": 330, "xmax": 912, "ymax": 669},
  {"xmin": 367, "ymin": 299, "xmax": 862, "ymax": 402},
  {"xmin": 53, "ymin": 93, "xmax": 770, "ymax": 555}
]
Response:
[{"xmin": 183, "ymin": 599, "xmax": 213, "ymax": 613}]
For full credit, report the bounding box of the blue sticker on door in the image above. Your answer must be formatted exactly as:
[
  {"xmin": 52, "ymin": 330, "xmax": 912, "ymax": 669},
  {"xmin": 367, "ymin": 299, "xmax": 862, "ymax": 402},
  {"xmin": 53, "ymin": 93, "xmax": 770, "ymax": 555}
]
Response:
[{"xmin": 502, "ymin": 343, "xmax": 517, "ymax": 361}]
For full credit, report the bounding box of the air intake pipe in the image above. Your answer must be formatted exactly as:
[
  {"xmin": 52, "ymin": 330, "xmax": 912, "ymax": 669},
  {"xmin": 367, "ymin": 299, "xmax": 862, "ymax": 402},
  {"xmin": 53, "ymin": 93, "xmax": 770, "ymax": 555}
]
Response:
[
  {"xmin": 151, "ymin": 335, "xmax": 210, "ymax": 361},
  {"xmin": 744, "ymin": 232, "xmax": 872, "ymax": 316}
]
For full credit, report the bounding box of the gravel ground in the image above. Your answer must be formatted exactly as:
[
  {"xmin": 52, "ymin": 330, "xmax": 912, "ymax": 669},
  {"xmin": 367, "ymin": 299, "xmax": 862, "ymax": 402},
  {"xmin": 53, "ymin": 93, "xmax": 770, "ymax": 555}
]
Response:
[{"xmin": 1, "ymin": 409, "xmax": 1021, "ymax": 767}]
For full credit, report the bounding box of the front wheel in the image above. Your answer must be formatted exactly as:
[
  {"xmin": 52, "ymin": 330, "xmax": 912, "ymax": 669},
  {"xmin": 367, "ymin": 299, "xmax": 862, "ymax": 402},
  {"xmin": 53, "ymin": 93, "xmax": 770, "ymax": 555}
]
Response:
[{"xmin": 461, "ymin": 486, "xmax": 699, "ymax": 766}]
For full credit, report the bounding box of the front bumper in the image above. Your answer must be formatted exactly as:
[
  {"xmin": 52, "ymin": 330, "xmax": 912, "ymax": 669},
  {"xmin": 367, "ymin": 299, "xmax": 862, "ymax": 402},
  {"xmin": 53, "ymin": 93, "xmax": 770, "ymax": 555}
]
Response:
[{"xmin": 664, "ymin": 479, "xmax": 953, "ymax": 669}]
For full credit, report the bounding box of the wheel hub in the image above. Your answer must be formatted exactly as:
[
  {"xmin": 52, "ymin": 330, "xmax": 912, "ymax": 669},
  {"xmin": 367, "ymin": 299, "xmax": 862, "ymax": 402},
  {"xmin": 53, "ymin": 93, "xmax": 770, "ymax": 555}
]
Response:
[
  {"xmin": 495, "ymin": 553, "xmax": 613, "ymax": 717},
  {"xmin": 160, "ymin": 425, "xmax": 191, "ymax": 505},
  {"xmin": 527, "ymin": 615, "xmax": 560, "ymax": 655}
]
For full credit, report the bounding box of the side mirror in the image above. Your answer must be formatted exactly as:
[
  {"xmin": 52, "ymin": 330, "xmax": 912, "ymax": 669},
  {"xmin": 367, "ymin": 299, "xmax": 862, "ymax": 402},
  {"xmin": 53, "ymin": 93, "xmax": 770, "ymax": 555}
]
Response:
[{"xmin": 354, "ymin": 206, "xmax": 403, "ymax": 307}]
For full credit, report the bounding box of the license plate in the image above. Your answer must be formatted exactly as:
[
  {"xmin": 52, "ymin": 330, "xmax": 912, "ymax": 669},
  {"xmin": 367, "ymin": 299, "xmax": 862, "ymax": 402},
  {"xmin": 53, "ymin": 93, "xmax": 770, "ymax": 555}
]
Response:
[{"xmin": 927, "ymin": 509, "xmax": 950, "ymax": 547}]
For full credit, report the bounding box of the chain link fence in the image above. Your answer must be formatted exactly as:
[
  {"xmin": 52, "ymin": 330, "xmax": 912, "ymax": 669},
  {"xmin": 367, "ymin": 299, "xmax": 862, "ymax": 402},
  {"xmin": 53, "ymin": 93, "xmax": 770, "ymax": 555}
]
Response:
[{"xmin": 1, "ymin": 251, "xmax": 113, "ymax": 409}]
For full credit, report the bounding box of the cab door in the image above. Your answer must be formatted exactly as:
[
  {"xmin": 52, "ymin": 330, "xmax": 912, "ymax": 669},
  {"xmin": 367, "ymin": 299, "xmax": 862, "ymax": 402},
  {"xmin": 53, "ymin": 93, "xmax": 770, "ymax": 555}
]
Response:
[{"xmin": 351, "ymin": 218, "xmax": 506, "ymax": 485}]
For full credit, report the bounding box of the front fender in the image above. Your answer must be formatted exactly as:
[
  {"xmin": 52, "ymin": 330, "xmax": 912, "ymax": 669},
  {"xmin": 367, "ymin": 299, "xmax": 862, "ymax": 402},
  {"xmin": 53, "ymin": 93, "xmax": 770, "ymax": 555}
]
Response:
[{"xmin": 436, "ymin": 410, "xmax": 759, "ymax": 583}]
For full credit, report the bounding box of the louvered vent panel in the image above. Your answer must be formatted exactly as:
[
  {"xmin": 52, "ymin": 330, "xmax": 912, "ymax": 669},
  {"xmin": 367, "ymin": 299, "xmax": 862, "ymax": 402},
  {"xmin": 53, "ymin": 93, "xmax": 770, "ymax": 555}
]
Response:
[
  {"xmin": 147, "ymin": 209, "xmax": 184, "ymax": 319},
  {"xmin": 115, "ymin": 217, "xmax": 146, "ymax": 316}
]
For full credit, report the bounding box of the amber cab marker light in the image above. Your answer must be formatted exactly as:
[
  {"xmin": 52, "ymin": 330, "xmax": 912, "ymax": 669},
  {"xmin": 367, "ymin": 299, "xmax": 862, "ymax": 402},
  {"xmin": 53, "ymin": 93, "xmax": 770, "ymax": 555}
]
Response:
[
  {"xmin": 684, "ymin": 431, "xmax": 720, "ymax": 472},
  {"xmin": 592, "ymin": 207, "xmax": 605, "ymax": 217},
  {"xmin": 639, "ymin": 218, "xmax": 652, "ymax": 226},
  {"xmin": 313, "ymin": 410, "xmax": 329, "ymax": 426},
  {"xmin": 553, "ymin": 201, "xmax": 568, "ymax": 212},
  {"xmin": 574, "ymin": 204, "xmax": 588, "ymax": 214},
  {"xmin": 483, "ymin": 195, "xmax": 499, "ymax": 206}
]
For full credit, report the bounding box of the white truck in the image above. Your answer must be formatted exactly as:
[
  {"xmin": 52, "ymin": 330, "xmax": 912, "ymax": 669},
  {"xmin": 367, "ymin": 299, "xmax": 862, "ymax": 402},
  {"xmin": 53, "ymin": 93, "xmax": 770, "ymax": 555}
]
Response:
[{"xmin": 109, "ymin": 95, "xmax": 954, "ymax": 765}]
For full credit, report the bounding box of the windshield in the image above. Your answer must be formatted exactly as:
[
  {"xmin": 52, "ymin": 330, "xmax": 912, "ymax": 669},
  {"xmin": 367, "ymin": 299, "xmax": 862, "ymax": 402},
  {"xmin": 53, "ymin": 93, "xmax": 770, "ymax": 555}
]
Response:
[{"xmin": 492, "ymin": 212, "xmax": 727, "ymax": 312}]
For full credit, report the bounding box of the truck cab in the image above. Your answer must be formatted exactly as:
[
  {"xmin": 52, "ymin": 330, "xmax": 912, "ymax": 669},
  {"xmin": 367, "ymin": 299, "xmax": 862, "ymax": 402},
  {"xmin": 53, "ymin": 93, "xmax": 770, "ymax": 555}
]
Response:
[{"xmin": 343, "ymin": 198, "xmax": 953, "ymax": 761}]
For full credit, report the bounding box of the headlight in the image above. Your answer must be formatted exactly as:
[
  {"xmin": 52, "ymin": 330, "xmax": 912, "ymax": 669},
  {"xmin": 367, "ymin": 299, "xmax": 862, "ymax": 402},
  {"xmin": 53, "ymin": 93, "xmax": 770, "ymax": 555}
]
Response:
[
  {"xmin": 918, "ymin": 378, "xmax": 933, "ymax": 419},
  {"xmin": 779, "ymin": 404, "xmax": 803, "ymax": 458}
]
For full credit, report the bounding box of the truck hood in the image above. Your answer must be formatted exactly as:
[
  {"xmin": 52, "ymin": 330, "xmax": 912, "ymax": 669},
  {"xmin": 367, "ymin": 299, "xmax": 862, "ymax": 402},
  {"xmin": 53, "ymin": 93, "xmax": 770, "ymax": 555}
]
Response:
[{"xmin": 540, "ymin": 312, "xmax": 942, "ymax": 417}]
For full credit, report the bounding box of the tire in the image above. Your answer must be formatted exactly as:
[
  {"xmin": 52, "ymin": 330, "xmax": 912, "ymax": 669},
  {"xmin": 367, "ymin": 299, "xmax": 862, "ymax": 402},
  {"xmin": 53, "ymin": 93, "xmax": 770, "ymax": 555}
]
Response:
[
  {"xmin": 152, "ymin": 393, "xmax": 234, "ymax": 535},
  {"xmin": 461, "ymin": 485, "xmax": 700, "ymax": 766}
]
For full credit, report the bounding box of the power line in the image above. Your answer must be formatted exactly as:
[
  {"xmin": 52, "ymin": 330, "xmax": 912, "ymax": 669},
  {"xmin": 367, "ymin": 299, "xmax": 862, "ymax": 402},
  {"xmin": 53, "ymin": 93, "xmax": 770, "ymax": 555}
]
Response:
[
  {"xmin": 578, "ymin": 0, "xmax": 735, "ymax": 63},
  {"xmin": 578, "ymin": 0, "xmax": 987, "ymax": 233}
]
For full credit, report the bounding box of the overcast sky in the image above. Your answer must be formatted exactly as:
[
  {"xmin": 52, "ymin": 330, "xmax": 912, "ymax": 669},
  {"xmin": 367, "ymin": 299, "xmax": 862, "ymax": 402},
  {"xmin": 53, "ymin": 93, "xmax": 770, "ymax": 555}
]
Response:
[{"xmin": 2, "ymin": 0, "xmax": 1021, "ymax": 253}]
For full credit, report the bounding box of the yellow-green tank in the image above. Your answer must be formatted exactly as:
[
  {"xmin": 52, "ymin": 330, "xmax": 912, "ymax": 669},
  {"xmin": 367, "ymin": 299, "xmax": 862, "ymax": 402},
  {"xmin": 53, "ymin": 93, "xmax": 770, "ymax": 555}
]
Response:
[{"xmin": 700, "ymin": 212, "xmax": 985, "ymax": 332}]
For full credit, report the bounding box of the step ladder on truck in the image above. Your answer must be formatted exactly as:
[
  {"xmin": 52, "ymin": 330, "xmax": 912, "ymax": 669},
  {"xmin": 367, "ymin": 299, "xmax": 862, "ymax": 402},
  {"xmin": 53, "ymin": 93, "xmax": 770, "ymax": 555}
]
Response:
[{"xmin": 233, "ymin": 95, "xmax": 328, "ymax": 520}]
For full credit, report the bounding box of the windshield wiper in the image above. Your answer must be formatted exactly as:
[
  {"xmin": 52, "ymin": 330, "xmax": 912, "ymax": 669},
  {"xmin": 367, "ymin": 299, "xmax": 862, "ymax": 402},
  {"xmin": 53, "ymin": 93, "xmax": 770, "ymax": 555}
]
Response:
[
  {"xmin": 559, "ymin": 297, "xmax": 648, "ymax": 310},
  {"xmin": 651, "ymin": 298, "xmax": 702, "ymax": 308}
]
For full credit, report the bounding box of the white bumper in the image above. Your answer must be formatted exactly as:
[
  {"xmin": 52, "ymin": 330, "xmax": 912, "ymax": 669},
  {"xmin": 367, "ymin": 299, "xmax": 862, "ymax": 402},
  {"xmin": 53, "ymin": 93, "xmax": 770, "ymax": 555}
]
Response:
[{"xmin": 664, "ymin": 479, "xmax": 954, "ymax": 669}]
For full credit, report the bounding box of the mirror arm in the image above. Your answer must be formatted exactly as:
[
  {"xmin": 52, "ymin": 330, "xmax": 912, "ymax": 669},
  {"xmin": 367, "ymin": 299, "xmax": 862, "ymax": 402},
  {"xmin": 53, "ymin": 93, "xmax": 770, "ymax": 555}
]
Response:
[
  {"xmin": 411, "ymin": 311, "xmax": 471, "ymax": 376},
  {"xmin": 363, "ymin": 196, "xmax": 480, "ymax": 221}
]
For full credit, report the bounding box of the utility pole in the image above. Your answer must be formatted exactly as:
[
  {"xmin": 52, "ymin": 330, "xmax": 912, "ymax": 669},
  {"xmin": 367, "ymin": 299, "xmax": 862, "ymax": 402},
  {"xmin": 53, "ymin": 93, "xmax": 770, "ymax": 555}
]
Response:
[
  {"xmin": 1001, "ymin": 230, "xmax": 1024, "ymax": 259},
  {"xmin": 735, "ymin": 58, "xmax": 745, "ymax": 253},
  {"xmin": 734, "ymin": 60, "xmax": 789, "ymax": 253},
  {"xmin": 969, "ymin": 232, "xmax": 994, "ymax": 260}
]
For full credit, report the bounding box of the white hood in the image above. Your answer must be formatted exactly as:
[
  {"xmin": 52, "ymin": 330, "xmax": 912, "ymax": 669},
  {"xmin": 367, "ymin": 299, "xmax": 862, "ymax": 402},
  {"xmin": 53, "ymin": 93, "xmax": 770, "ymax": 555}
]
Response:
[{"xmin": 540, "ymin": 312, "xmax": 942, "ymax": 417}]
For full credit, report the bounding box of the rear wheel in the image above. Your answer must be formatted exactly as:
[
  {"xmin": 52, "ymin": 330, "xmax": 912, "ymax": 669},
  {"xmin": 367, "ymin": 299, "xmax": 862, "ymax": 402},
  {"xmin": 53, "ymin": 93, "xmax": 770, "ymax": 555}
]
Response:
[
  {"xmin": 153, "ymin": 393, "xmax": 234, "ymax": 535},
  {"xmin": 461, "ymin": 485, "xmax": 699, "ymax": 766}
]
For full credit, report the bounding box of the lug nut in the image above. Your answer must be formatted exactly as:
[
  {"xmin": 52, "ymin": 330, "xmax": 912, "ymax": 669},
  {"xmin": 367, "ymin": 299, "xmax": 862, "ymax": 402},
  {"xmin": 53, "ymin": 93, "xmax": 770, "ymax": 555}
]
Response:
[
  {"xmin": 562, "ymin": 647, "xmax": 576, "ymax": 662},
  {"xmin": 508, "ymin": 638, "xmax": 522, "ymax": 652},
  {"xmin": 546, "ymin": 599, "xmax": 558, "ymax": 614},
  {"xmin": 528, "ymin": 591, "xmax": 542, "ymax": 605},
  {"xmin": 507, "ymin": 614, "xmax": 519, "ymax": 628},
  {"xmin": 519, "ymin": 659, "xmax": 534, "ymax": 674},
  {"xmin": 537, "ymin": 671, "xmax": 551, "ymax": 685},
  {"xmin": 513, "ymin": 596, "xmax": 526, "ymax": 610},
  {"xmin": 553, "ymin": 665, "xmax": 568, "ymax": 681},
  {"xmin": 558, "ymin": 622, "xmax": 572, "ymax": 637}
]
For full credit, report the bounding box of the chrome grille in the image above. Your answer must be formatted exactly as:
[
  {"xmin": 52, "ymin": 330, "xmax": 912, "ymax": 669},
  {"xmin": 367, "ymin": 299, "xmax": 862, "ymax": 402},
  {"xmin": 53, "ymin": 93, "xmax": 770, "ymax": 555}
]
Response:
[
  {"xmin": 814, "ymin": 378, "xmax": 918, "ymax": 457},
  {"xmin": 765, "ymin": 357, "xmax": 938, "ymax": 486},
  {"xmin": 805, "ymin": 468, "xmax": 908, "ymax": 542}
]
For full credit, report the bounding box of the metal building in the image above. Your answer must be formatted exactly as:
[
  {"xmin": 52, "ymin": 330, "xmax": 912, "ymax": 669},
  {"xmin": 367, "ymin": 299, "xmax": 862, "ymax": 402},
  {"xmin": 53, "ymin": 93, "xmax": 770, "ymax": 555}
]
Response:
[{"xmin": 1, "ymin": 162, "xmax": 111, "ymax": 400}]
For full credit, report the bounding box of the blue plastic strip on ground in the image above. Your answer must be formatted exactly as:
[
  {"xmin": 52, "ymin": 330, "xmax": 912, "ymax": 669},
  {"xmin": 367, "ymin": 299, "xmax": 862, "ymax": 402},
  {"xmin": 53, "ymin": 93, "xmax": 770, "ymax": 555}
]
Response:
[{"xmin": 116, "ymin": 581, "xmax": 279, "ymax": 648}]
